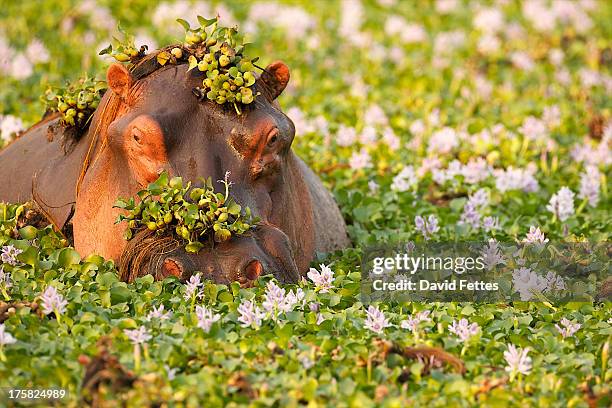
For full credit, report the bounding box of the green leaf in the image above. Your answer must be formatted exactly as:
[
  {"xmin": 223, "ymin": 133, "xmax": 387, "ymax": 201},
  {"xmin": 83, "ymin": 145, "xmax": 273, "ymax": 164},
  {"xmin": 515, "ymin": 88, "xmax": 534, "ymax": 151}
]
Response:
[
  {"xmin": 187, "ymin": 55, "xmax": 198, "ymax": 71},
  {"xmin": 98, "ymin": 44, "xmax": 112, "ymax": 55},
  {"xmin": 157, "ymin": 51, "xmax": 171, "ymax": 66},
  {"xmin": 176, "ymin": 18, "xmax": 191, "ymax": 31},
  {"xmin": 58, "ymin": 248, "xmax": 81, "ymax": 268},
  {"xmin": 198, "ymin": 15, "xmax": 217, "ymax": 27}
]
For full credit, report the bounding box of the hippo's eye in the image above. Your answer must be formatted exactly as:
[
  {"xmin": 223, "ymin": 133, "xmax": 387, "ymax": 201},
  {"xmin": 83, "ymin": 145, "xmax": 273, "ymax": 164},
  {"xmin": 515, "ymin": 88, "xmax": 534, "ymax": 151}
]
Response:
[
  {"xmin": 267, "ymin": 128, "xmax": 279, "ymax": 147},
  {"xmin": 132, "ymin": 127, "xmax": 144, "ymax": 143}
]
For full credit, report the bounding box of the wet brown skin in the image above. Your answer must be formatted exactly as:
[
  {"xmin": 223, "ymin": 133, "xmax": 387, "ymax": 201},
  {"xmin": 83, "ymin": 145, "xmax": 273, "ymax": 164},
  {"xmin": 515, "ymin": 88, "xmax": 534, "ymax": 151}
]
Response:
[{"xmin": 0, "ymin": 58, "xmax": 350, "ymax": 284}]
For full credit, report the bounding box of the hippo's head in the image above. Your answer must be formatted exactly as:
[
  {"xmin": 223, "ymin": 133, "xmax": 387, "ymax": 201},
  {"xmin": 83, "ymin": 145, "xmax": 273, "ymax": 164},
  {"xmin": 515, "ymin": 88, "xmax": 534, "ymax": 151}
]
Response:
[{"xmin": 72, "ymin": 52, "xmax": 315, "ymax": 284}]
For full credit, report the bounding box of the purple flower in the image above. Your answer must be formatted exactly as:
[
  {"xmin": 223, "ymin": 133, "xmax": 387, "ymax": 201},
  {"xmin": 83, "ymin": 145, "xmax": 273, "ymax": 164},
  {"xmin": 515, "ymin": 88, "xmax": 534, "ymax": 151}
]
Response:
[
  {"xmin": 124, "ymin": 326, "xmax": 152, "ymax": 345},
  {"xmin": 480, "ymin": 240, "xmax": 506, "ymax": 271},
  {"xmin": 523, "ymin": 226, "xmax": 548, "ymax": 244},
  {"xmin": 482, "ymin": 216, "xmax": 500, "ymax": 232},
  {"xmin": 262, "ymin": 282, "xmax": 303, "ymax": 318},
  {"xmin": 555, "ymin": 318, "xmax": 581, "ymax": 338},
  {"xmin": 237, "ymin": 300, "xmax": 265, "ymax": 329},
  {"xmin": 459, "ymin": 201, "xmax": 481, "ymax": 229},
  {"xmin": 547, "ymin": 187, "xmax": 575, "ymax": 221},
  {"xmin": 40, "ymin": 286, "xmax": 68, "ymax": 316},
  {"xmin": 504, "ymin": 344, "xmax": 531, "ymax": 377},
  {"xmin": 147, "ymin": 304, "xmax": 172, "ymax": 321},
  {"xmin": 195, "ymin": 305, "xmax": 221, "ymax": 333},
  {"xmin": 364, "ymin": 305, "xmax": 391, "ymax": 334},
  {"xmin": 512, "ymin": 267, "xmax": 548, "ymax": 301},
  {"xmin": 1, "ymin": 245, "xmax": 22, "ymax": 266},
  {"xmin": 184, "ymin": 273, "xmax": 203, "ymax": 301},
  {"xmin": 400, "ymin": 310, "xmax": 431, "ymax": 332},
  {"xmin": 578, "ymin": 166, "xmax": 601, "ymax": 207},
  {"xmin": 415, "ymin": 215, "xmax": 440, "ymax": 240},
  {"xmin": 494, "ymin": 167, "xmax": 539, "ymax": 193},
  {"xmin": 307, "ymin": 264, "xmax": 334, "ymax": 293},
  {"xmin": 448, "ymin": 318, "xmax": 479, "ymax": 342}
]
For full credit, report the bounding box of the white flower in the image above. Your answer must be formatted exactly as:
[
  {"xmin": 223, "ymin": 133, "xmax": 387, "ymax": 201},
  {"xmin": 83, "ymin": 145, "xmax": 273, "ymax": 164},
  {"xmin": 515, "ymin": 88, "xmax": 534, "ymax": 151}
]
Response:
[
  {"xmin": 40, "ymin": 286, "xmax": 68, "ymax": 316},
  {"xmin": 461, "ymin": 158, "xmax": 491, "ymax": 184},
  {"xmin": 542, "ymin": 105, "xmax": 561, "ymax": 128},
  {"xmin": 336, "ymin": 125, "xmax": 357, "ymax": 147},
  {"xmin": 512, "ymin": 267, "xmax": 548, "ymax": 301},
  {"xmin": 147, "ymin": 304, "xmax": 172, "ymax": 321},
  {"xmin": 494, "ymin": 167, "xmax": 539, "ymax": 193},
  {"xmin": 578, "ymin": 166, "xmax": 601, "ymax": 207},
  {"xmin": 0, "ymin": 115, "xmax": 24, "ymax": 142},
  {"xmin": 25, "ymin": 39, "xmax": 50, "ymax": 64},
  {"xmin": 368, "ymin": 180, "xmax": 379, "ymax": 193},
  {"xmin": 448, "ymin": 318, "xmax": 480, "ymax": 342},
  {"xmin": 400, "ymin": 310, "xmax": 431, "ymax": 332},
  {"xmin": 409, "ymin": 119, "xmax": 426, "ymax": 136},
  {"xmin": 237, "ymin": 300, "xmax": 266, "ymax": 329},
  {"xmin": 349, "ymin": 148, "xmax": 372, "ymax": 170},
  {"xmin": 523, "ymin": 226, "xmax": 548, "ymax": 244},
  {"xmin": 0, "ymin": 266, "xmax": 12, "ymax": 289},
  {"xmin": 364, "ymin": 104, "xmax": 388, "ymax": 127},
  {"xmin": 519, "ymin": 116, "xmax": 548, "ymax": 141},
  {"xmin": 262, "ymin": 282, "xmax": 304, "ymax": 318},
  {"xmin": 195, "ymin": 305, "xmax": 221, "ymax": 333},
  {"xmin": 0, "ymin": 323, "xmax": 17, "ymax": 346},
  {"xmin": 555, "ymin": 318, "xmax": 581, "ymax": 338},
  {"xmin": 480, "ymin": 240, "xmax": 506, "ymax": 271},
  {"xmin": 165, "ymin": 365, "xmax": 178, "ymax": 381},
  {"xmin": 359, "ymin": 126, "xmax": 377, "ymax": 144},
  {"xmin": 9, "ymin": 53, "xmax": 33, "ymax": 79},
  {"xmin": 546, "ymin": 187, "xmax": 575, "ymax": 221},
  {"xmin": 382, "ymin": 127, "xmax": 400, "ymax": 150},
  {"xmin": 285, "ymin": 287, "xmax": 305, "ymax": 310},
  {"xmin": 474, "ymin": 7, "xmax": 504, "ymax": 32},
  {"xmin": 307, "ymin": 264, "xmax": 335, "ymax": 293},
  {"xmin": 511, "ymin": 51, "xmax": 535, "ymax": 71},
  {"xmin": 391, "ymin": 166, "xmax": 418, "ymax": 192},
  {"xmin": 544, "ymin": 271, "xmax": 566, "ymax": 291},
  {"xmin": 124, "ymin": 326, "xmax": 152, "ymax": 345},
  {"xmin": 364, "ymin": 305, "xmax": 391, "ymax": 334},
  {"xmin": 299, "ymin": 355, "xmax": 314, "ymax": 369},
  {"xmin": 184, "ymin": 273, "xmax": 203, "ymax": 301},
  {"xmin": 1, "ymin": 245, "xmax": 22, "ymax": 266},
  {"xmin": 385, "ymin": 16, "xmax": 426, "ymax": 43},
  {"xmin": 428, "ymin": 127, "xmax": 458, "ymax": 154},
  {"xmin": 504, "ymin": 344, "xmax": 532, "ymax": 376}
]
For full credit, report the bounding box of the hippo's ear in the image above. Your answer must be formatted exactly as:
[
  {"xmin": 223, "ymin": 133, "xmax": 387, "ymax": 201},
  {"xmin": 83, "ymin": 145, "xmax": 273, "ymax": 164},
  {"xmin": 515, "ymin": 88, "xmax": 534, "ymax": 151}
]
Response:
[
  {"xmin": 259, "ymin": 61, "xmax": 290, "ymax": 100},
  {"xmin": 106, "ymin": 63, "xmax": 133, "ymax": 100}
]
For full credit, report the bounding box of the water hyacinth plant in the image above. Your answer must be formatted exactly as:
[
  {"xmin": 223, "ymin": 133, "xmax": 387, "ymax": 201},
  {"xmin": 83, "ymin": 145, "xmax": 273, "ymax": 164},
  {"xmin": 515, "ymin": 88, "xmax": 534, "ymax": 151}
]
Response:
[
  {"xmin": 42, "ymin": 76, "xmax": 106, "ymax": 129},
  {"xmin": 0, "ymin": 1, "xmax": 611, "ymax": 406},
  {"xmin": 115, "ymin": 171, "xmax": 258, "ymax": 253}
]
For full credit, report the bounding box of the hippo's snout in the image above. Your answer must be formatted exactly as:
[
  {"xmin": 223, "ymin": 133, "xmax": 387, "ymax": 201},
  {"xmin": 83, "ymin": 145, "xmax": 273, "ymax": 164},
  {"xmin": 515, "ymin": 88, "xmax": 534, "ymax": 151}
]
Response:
[{"xmin": 119, "ymin": 227, "xmax": 300, "ymax": 284}]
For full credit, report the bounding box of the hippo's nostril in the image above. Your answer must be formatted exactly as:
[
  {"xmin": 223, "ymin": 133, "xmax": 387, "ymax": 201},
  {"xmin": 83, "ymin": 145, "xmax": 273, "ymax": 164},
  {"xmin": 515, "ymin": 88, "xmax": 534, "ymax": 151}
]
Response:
[
  {"xmin": 161, "ymin": 257, "xmax": 184, "ymax": 279},
  {"xmin": 244, "ymin": 259, "xmax": 263, "ymax": 281}
]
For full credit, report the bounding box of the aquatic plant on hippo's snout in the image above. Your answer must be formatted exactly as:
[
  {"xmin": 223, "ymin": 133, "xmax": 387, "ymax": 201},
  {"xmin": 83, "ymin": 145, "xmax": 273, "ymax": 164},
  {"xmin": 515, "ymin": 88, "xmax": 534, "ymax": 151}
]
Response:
[{"xmin": 114, "ymin": 171, "xmax": 259, "ymax": 254}]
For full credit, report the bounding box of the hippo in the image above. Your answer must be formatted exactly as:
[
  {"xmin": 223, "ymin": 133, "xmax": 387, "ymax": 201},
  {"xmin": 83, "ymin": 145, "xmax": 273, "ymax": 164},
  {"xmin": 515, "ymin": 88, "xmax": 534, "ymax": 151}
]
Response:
[{"xmin": 0, "ymin": 48, "xmax": 350, "ymax": 284}]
